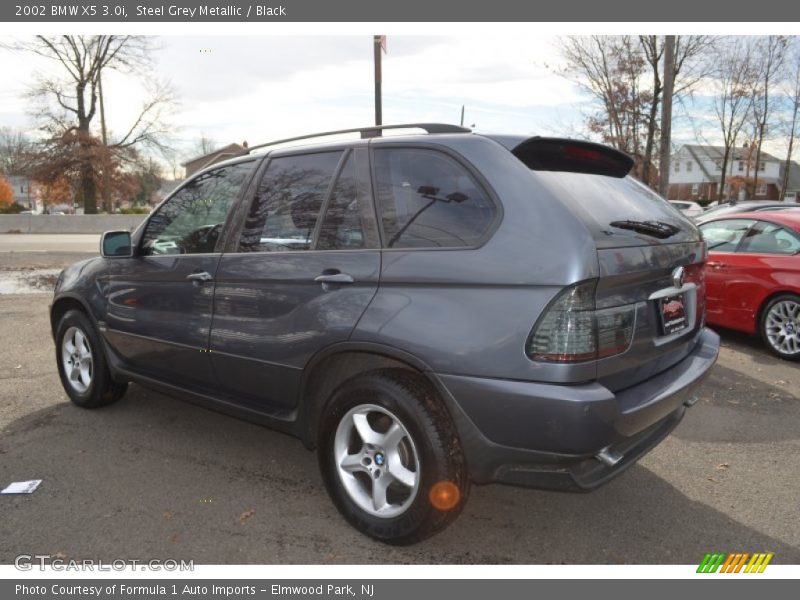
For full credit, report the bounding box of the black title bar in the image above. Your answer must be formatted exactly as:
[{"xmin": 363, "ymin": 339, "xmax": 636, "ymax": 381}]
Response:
[{"xmin": 3, "ymin": 0, "xmax": 800, "ymax": 22}]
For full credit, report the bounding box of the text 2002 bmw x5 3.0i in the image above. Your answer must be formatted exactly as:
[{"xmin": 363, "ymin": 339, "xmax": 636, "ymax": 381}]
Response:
[{"xmin": 51, "ymin": 124, "xmax": 719, "ymax": 544}]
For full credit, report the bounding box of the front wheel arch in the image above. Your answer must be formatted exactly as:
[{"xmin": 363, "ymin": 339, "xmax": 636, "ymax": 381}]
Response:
[{"xmin": 50, "ymin": 295, "xmax": 93, "ymax": 339}]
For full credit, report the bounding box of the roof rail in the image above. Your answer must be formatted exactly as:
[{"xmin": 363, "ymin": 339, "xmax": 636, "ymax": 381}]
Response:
[{"xmin": 238, "ymin": 123, "xmax": 471, "ymax": 156}]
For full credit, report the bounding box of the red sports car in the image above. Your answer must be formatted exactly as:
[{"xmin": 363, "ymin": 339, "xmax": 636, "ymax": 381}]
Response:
[{"xmin": 698, "ymin": 210, "xmax": 800, "ymax": 360}]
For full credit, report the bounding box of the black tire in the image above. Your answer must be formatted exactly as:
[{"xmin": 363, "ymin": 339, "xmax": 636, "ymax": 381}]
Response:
[
  {"xmin": 318, "ymin": 369, "xmax": 469, "ymax": 545},
  {"xmin": 55, "ymin": 309, "xmax": 128, "ymax": 408},
  {"xmin": 759, "ymin": 294, "xmax": 800, "ymax": 361}
]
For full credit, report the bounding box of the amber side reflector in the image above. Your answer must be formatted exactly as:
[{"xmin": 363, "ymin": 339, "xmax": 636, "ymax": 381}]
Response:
[{"xmin": 428, "ymin": 481, "xmax": 461, "ymax": 511}]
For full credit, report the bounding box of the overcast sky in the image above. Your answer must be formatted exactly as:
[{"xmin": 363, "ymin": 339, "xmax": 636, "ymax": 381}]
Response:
[{"xmin": 0, "ymin": 35, "xmax": 789, "ymax": 175}]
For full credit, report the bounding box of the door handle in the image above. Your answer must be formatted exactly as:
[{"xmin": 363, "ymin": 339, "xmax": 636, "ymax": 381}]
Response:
[
  {"xmin": 314, "ymin": 273, "xmax": 355, "ymax": 284},
  {"xmin": 186, "ymin": 271, "xmax": 214, "ymax": 284},
  {"xmin": 706, "ymin": 261, "xmax": 726, "ymax": 269}
]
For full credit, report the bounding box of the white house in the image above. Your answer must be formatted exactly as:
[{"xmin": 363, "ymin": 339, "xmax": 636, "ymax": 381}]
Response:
[{"xmin": 668, "ymin": 144, "xmax": 786, "ymax": 202}]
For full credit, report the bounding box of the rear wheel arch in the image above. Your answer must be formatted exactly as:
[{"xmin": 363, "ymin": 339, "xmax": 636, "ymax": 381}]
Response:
[
  {"xmin": 756, "ymin": 289, "xmax": 800, "ymax": 331},
  {"xmin": 300, "ymin": 347, "xmax": 452, "ymax": 449},
  {"xmin": 758, "ymin": 291, "xmax": 800, "ymax": 359}
]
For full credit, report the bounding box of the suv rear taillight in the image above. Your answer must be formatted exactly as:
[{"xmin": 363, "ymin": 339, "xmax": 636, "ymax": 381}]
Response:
[{"xmin": 526, "ymin": 280, "xmax": 636, "ymax": 363}]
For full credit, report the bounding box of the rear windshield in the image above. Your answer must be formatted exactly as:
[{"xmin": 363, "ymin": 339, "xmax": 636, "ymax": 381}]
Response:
[{"xmin": 533, "ymin": 171, "xmax": 698, "ymax": 247}]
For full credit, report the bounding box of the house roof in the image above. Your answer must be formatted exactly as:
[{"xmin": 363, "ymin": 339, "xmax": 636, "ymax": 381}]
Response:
[
  {"xmin": 681, "ymin": 144, "xmax": 781, "ymax": 163},
  {"xmin": 181, "ymin": 143, "xmax": 245, "ymax": 167}
]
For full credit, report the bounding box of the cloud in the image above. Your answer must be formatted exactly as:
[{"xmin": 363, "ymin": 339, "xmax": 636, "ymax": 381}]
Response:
[{"xmin": 0, "ymin": 34, "xmax": 587, "ymax": 159}]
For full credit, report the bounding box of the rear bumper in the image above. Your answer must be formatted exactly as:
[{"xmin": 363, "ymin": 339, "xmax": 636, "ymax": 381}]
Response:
[{"xmin": 434, "ymin": 327, "xmax": 720, "ymax": 491}]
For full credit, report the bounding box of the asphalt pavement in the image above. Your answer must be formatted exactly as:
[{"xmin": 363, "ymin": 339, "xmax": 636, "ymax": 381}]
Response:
[{"xmin": 0, "ymin": 250, "xmax": 798, "ymax": 565}]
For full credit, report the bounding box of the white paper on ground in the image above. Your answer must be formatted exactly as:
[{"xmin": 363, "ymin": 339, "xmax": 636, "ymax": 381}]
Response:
[{"xmin": 1, "ymin": 480, "xmax": 42, "ymax": 494}]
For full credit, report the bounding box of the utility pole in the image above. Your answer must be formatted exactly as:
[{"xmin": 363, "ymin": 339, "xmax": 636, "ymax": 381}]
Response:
[
  {"xmin": 658, "ymin": 35, "xmax": 676, "ymax": 198},
  {"xmin": 98, "ymin": 69, "xmax": 111, "ymax": 213},
  {"xmin": 373, "ymin": 35, "xmax": 383, "ymax": 126},
  {"xmin": 460, "ymin": 105, "xmax": 465, "ymax": 127}
]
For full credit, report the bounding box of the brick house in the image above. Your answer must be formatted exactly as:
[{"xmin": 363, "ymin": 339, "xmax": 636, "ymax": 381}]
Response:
[{"xmin": 667, "ymin": 144, "xmax": 790, "ymax": 203}]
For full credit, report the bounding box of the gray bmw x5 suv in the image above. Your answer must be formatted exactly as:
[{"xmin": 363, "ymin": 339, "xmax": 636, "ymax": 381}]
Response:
[{"xmin": 51, "ymin": 123, "xmax": 719, "ymax": 543}]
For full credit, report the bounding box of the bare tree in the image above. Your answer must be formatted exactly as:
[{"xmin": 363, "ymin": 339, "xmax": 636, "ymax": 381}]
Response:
[
  {"xmin": 658, "ymin": 36, "xmax": 675, "ymax": 197},
  {"xmin": 779, "ymin": 44, "xmax": 800, "ymax": 199},
  {"xmin": 640, "ymin": 35, "xmax": 714, "ymax": 186},
  {"xmin": 557, "ymin": 35, "xmax": 713, "ymax": 187},
  {"xmin": 192, "ymin": 133, "xmax": 218, "ymax": 158},
  {"xmin": 711, "ymin": 39, "xmax": 758, "ymax": 201},
  {"xmin": 8, "ymin": 35, "xmax": 175, "ymax": 213},
  {"xmin": 749, "ymin": 36, "xmax": 789, "ymax": 196},
  {"xmin": 0, "ymin": 127, "xmax": 34, "ymax": 176},
  {"xmin": 556, "ymin": 36, "xmax": 650, "ymax": 175}
]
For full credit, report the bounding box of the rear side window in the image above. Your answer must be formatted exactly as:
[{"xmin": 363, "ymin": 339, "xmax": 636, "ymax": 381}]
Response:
[
  {"xmin": 699, "ymin": 219, "xmax": 756, "ymax": 252},
  {"xmin": 238, "ymin": 152, "xmax": 342, "ymax": 252},
  {"xmin": 739, "ymin": 221, "xmax": 800, "ymax": 255},
  {"xmin": 373, "ymin": 148, "xmax": 496, "ymax": 248}
]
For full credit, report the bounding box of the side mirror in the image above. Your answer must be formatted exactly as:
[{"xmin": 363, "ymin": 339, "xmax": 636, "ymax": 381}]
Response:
[{"xmin": 101, "ymin": 230, "xmax": 133, "ymax": 258}]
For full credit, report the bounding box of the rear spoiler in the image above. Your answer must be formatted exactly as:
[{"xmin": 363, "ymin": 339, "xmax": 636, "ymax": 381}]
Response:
[{"xmin": 508, "ymin": 137, "xmax": 634, "ymax": 178}]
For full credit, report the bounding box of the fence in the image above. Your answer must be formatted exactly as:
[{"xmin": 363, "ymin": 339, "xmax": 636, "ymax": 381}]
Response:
[{"xmin": 0, "ymin": 214, "xmax": 147, "ymax": 234}]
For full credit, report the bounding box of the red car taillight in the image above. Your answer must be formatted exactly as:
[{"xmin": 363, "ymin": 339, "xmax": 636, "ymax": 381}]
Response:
[{"xmin": 526, "ymin": 280, "xmax": 636, "ymax": 363}]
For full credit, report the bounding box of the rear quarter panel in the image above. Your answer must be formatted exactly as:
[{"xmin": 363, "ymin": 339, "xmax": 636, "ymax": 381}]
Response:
[{"xmin": 352, "ymin": 135, "xmax": 600, "ymax": 381}]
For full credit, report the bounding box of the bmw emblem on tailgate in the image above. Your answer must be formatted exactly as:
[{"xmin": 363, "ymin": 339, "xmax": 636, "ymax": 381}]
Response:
[{"xmin": 672, "ymin": 266, "xmax": 685, "ymax": 289}]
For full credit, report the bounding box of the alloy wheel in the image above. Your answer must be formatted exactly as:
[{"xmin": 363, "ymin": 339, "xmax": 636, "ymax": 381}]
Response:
[
  {"xmin": 61, "ymin": 326, "xmax": 94, "ymax": 393},
  {"xmin": 333, "ymin": 403, "xmax": 421, "ymax": 518},
  {"xmin": 765, "ymin": 299, "xmax": 800, "ymax": 356}
]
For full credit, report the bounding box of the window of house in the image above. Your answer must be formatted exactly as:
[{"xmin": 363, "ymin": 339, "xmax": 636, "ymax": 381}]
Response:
[
  {"xmin": 738, "ymin": 161, "xmax": 744, "ymax": 172},
  {"xmin": 374, "ymin": 148, "xmax": 496, "ymax": 249},
  {"xmin": 759, "ymin": 162, "xmax": 765, "ymax": 171},
  {"xmin": 686, "ymin": 161, "xmax": 693, "ymax": 172},
  {"xmin": 237, "ymin": 152, "xmax": 342, "ymax": 252},
  {"xmin": 140, "ymin": 161, "xmax": 255, "ymax": 256},
  {"xmin": 691, "ymin": 183, "xmax": 699, "ymax": 195},
  {"xmin": 756, "ymin": 182, "xmax": 767, "ymax": 196},
  {"xmin": 674, "ymin": 162, "xmax": 680, "ymax": 172}
]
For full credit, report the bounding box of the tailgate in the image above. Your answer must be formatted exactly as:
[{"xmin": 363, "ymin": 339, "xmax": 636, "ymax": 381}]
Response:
[{"xmin": 594, "ymin": 241, "xmax": 707, "ymax": 392}]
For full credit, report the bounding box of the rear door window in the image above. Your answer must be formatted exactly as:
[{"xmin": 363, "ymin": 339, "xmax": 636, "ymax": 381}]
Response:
[
  {"xmin": 373, "ymin": 148, "xmax": 496, "ymax": 249},
  {"xmin": 316, "ymin": 152, "xmax": 378, "ymax": 250},
  {"xmin": 238, "ymin": 152, "xmax": 342, "ymax": 252},
  {"xmin": 699, "ymin": 219, "xmax": 756, "ymax": 252},
  {"xmin": 739, "ymin": 221, "xmax": 800, "ymax": 255}
]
